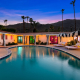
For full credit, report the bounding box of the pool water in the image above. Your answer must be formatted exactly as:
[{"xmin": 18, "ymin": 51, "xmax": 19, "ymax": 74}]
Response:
[{"xmin": 0, "ymin": 46, "xmax": 80, "ymax": 80}]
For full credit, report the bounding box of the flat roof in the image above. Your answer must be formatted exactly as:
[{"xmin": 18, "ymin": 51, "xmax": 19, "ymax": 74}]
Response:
[{"xmin": 0, "ymin": 30, "xmax": 71, "ymax": 36}]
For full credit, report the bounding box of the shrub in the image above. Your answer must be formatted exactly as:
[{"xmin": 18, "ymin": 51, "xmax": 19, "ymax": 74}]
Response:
[
  {"xmin": 6, "ymin": 42, "xmax": 17, "ymax": 46},
  {"xmin": 67, "ymin": 40, "xmax": 77, "ymax": 46},
  {"xmin": 43, "ymin": 42, "xmax": 47, "ymax": 45},
  {"xmin": 67, "ymin": 42, "xmax": 72, "ymax": 46},
  {"xmin": 74, "ymin": 39, "xmax": 78, "ymax": 43},
  {"xmin": 38, "ymin": 40, "xmax": 41, "ymax": 44},
  {"xmin": 70, "ymin": 40, "xmax": 76, "ymax": 45},
  {"xmin": 36, "ymin": 42, "xmax": 39, "ymax": 44},
  {"xmin": 41, "ymin": 42, "xmax": 44, "ymax": 45},
  {"xmin": 40, "ymin": 42, "xmax": 47, "ymax": 45}
]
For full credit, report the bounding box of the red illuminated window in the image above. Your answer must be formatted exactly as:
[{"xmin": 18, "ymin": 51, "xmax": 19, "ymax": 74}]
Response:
[
  {"xmin": 11, "ymin": 35, "xmax": 12, "ymax": 40},
  {"xmin": 5, "ymin": 35, "xmax": 7, "ymax": 40}
]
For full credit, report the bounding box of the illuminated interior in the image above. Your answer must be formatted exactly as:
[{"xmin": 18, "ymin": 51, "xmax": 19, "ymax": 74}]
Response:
[
  {"xmin": 50, "ymin": 36, "xmax": 58, "ymax": 44},
  {"xmin": 17, "ymin": 36, "xmax": 23, "ymax": 43},
  {"xmin": 29, "ymin": 36, "xmax": 34, "ymax": 44}
]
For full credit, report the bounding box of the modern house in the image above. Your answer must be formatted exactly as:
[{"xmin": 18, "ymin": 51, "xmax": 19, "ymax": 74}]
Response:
[{"xmin": 0, "ymin": 31, "xmax": 80, "ymax": 46}]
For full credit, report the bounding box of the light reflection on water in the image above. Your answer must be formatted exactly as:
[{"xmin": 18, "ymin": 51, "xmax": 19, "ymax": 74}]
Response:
[{"xmin": 0, "ymin": 46, "xmax": 80, "ymax": 80}]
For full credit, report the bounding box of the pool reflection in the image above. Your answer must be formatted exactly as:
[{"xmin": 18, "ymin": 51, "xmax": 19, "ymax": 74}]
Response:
[
  {"xmin": 0, "ymin": 46, "xmax": 80, "ymax": 80},
  {"xmin": 2, "ymin": 46, "xmax": 80, "ymax": 70}
]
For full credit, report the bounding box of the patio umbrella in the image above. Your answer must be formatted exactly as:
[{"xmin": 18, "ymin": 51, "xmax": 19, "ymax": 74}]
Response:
[
  {"xmin": 74, "ymin": 30, "xmax": 80, "ymax": 36},
  {"xmin": 63, "ymin": 33, "xmax": 67, "ymax": 37},
  {"xmin": 59, "ymin": 33, "xmax": 67, "ymax": 37},
  {"xmin": 69, "ymin": 31, "xmax": 75, "ymax": 37},
  {"xmin": 67, "ymin": 31, "xmax": 75, "ymax": 37}
]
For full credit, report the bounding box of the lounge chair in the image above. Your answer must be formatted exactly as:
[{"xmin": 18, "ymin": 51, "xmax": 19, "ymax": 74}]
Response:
[
  {"xmin": 65, "ymin": 43, "xmax": 80, "ymax": 50},
  {"xmin": 65, "ymin": 46, "xmax": 78, "ymax": 50},
  {"xmin": 54, "ymin": 42, "xmax": 66, "ymax": 47}
]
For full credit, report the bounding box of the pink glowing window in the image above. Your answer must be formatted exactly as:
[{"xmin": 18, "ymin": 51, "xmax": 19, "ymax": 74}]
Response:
[
  {"xmin": 50, "ymin": 36, "xmax": 58, "ymax": 44},
  {"xmin": 11, "ymin": 35, "xmax": 13, "ymax": 40},
  {"xmin": 5, "ymin": 35, "xmax": 7, "ymax": 40}
]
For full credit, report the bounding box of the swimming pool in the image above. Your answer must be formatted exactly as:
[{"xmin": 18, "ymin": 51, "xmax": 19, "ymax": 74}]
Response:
[{"xmin": 0, "ymin": 46, "xmax": 80, "ymax": 80}]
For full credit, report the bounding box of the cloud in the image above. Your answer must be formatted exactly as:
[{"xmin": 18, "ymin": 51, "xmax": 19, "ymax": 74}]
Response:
[
  {"xmin": 0, "ymin": 20, "xmax": 21, "ymax": 25},
  {"xmin": 0, "ymin": 9, "xmax": 80, "ymax": 25},
  {"xmin": 36, "ymin": 19, "xmax": 61, "ymax": 24}
]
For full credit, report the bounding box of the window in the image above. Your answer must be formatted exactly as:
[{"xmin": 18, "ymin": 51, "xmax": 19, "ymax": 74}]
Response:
[
  {"xmin": 5, "ymin": 35, "xmax": 7, "ymax": 40},
  {"xmin": 11, "ymin": 35, "xmax": 12, "ymax": 40}
]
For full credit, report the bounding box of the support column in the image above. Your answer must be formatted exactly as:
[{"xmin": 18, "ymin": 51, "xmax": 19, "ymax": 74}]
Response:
[
  {"xmin": 3, "ymin": 34, "xmax": 6, "ymax": 46},
  {"xmin": 24, "ymin": 36, "xmax": 25, "ymax": 45},
  {"xmin": 29, "ymin": 36, "xmax": 30, "ymax": 45},
  {"xmin": 47, "ymin": 35, "xmax": 49, "ymax": 45},
  {"xmin": 34, "ymin": 35, "xmax": 36, "ymax": 45}
]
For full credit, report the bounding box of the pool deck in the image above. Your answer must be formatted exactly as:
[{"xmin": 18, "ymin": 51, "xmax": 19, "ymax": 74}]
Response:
[
  {"xmin": 0, "ymin": 45, "xmax": 80, "ymax": 60},
  {"xmin": 0, "ymin": 48, "xmax": 11, "ymax": 59}
]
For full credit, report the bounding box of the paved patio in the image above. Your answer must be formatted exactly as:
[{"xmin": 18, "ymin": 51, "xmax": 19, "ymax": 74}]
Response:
[
  {"xmin": 0, "ymin": 45, "xmax": 80, "ymax": 60},
  {"xmin": 0, "ymin": 48, "xmax": 8, "ymax": 59}
]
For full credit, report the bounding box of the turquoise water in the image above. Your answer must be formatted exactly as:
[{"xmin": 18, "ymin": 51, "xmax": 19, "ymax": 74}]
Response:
[{"xmin": 0, "ymin": 46, "xmax": 80, "ymax": 80}]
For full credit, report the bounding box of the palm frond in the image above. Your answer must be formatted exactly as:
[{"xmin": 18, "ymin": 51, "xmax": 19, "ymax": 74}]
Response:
[
  {"xmin": 4, "ymin": 19, "xmax": 8, "ymax": 23},
  {"xmin": 70, "ymin": 2, "xmax": 73, "ymax": 4},
  {"xmin": 74, "ymin": 0, "xmax": 76, "ymax": 3},
  {"xmin": 61, "ymin": 9, "xmax": 65, "ymax": 12},
  {"xmin": 26, "ymin": 16, "xmax": 29, "ymax": 19},
  {"xmin": 21, "ymin": 16, "xmax": 26, "ymax": 19}
]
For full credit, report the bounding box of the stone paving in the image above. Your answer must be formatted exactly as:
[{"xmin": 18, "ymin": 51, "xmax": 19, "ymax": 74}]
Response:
[{"xmin": 0, "ymin": 48, "xmax": 8, "ymax": 59}]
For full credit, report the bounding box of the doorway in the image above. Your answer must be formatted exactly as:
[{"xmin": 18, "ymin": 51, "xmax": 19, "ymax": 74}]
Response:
[{"xmin": 17, "ymin": 36, "xmax": 23, "ymax": 43}]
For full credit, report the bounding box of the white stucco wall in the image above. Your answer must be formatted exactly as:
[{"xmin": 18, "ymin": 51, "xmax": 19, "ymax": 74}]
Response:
[
  {"xmin": 0, "ymin": 34, "xmax": 17, "ymax": 45},
  {"xmin": 36, "ymin": 35, "xmax": 47, "ymax": 42},
  {"xmin": 61, "ymin": 37, "xmax": 74, "ymax": 43},
  {"xmin": 5, "ymin": 34, "xmax": 15, "ymax": 44}
]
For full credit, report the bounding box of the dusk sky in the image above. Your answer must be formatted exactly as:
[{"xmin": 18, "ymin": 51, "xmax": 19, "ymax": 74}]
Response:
[{"xmin": 0, "ymin": 0, "xmax": 80, "ymax": 25}]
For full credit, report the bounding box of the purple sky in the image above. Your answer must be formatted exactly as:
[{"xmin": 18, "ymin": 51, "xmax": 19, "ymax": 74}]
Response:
[{"xmin": 0, "ymin": 0, "xmax": 80, "ymax": 25}]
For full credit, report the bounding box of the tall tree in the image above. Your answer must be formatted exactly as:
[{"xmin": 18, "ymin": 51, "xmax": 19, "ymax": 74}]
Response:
[
  {"xmin": 70, "ymin": 0, "xmax": 76, "ymax": 31},
  {"xmin": 26, "ymin": 16, "xmax": 29, "ymax": 23},
  {"xmin": 61, "ymin": 9, "xmax": 65, "ymax": 32},
  {"xmin": 32, "ymin": 21, "xmax": 39, "ymax": 32},
  {"xmin": 21, "ymin": 16, "xmax": 26, "ymax": 33},
  {"xmin": 4, "ymin": 19, "xmax": 8, "ymax": 26},
  {"xmin": 29, "ymin": 18, "xmax": 33, "ymax": 32},
  {"xmin": 26, "ymin": 16, "xmax": 29, "ymax": 29}
]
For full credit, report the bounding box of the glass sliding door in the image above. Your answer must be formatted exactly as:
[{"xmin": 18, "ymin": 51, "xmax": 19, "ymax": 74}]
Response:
[{"xmin": 17, "ymin": 36, "xmax": 23, "ymax": 43}]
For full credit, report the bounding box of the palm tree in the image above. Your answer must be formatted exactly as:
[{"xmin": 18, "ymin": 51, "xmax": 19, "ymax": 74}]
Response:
[
  {"xmin": 26, "ymin": 16, "xmax": 29, "ymax": 31},
  {"xmin": 29, "ymin": 18, "xmax": 33, "ymax": 32},
  {"xmin": 4, "ymin": 19, "xmax": 8, "ymax": 26},
  {"xmin": 26, "ymin": 16, "xmax": 29, "ymax": 23},
  {"xmin": 32, "ymin": 21, "xmax": 39, "ymax": 32},
  {"xmin": 70, "ymin": 0, "xmax": 76, "ymax": 31},
  {"xmin": 61, "ymin": 9, "xmax": 65, "ymax": 32},
  {"xmin": 33, "ymin": 21, "xmax": 36, "ymax": 28},
  {"xmin": 21, "ymin": 16, "xmax": 26, "ymax": 33}
]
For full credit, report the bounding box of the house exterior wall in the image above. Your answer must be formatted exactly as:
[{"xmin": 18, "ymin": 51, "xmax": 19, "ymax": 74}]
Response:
[
  {"xmin": 36, "ymin": 35, "xmax": 47, "ymax": 42},
  {"xmin": 0, "ymin": 34, "xmax": 17, "ymax": 45},
  {"xmin": 5, "ymin": 34, "xmax": 17, "ymax": 44},
  {"xmin": 58, "ymin": 37, "xmax": 60, "ymax": 44},
  {"xmin": 61, "ymin": 37, "xmax": 74, "ymax": 43}
]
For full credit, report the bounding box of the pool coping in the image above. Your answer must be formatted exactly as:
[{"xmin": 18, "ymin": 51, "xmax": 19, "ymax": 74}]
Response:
[
  {"xmin": 0, "ymin": 45, "xmax": 80, "ymax": 60},
  {"xmin": 0, "ymin": 48, "xmax": 12, "ymax": 60}
]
